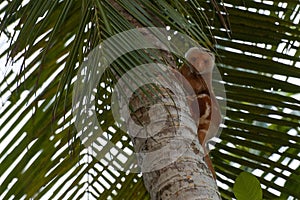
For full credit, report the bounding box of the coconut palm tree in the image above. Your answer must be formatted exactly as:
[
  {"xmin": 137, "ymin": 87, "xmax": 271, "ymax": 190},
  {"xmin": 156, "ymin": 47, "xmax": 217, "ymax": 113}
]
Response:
[{"xmin": 0, "ymin": 0, "xmax": 299, "ymax": 199}]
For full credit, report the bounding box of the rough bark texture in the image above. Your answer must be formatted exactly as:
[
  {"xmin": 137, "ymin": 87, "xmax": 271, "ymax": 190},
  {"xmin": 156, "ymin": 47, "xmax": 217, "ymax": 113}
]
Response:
[{"xmin": 128, "ymin": 84, "xmax": 221, "ymax": 200}]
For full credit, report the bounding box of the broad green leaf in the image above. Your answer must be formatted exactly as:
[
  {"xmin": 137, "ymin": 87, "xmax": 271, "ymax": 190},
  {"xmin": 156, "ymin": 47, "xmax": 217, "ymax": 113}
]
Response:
[{"xmin": 233, "ymin": 172, "xmax": 263, "ymax": 200}]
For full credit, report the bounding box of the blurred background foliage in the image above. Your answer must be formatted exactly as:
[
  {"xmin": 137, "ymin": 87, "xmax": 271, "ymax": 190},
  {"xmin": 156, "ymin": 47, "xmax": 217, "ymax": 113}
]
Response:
[{"xmin": 0, "ymin": 0, "xmax": 299, "ymax": 199}]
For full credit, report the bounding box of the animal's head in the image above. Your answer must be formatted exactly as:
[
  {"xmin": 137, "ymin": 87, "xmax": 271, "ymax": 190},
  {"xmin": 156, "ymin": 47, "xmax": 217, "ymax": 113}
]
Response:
[{"xmin": 185, "ymin": 47, "xmax": 215, "ymax": 74}]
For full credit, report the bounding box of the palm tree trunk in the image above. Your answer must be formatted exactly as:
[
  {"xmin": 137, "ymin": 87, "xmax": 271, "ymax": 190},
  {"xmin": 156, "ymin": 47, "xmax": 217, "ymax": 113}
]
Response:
[
  {"xmin": 107, "ymin": 1, "xmax": 220, "ymax": 198},
  {"xmin": 128, "ymin": 84, "xmax": 221, "ymax": 200}
]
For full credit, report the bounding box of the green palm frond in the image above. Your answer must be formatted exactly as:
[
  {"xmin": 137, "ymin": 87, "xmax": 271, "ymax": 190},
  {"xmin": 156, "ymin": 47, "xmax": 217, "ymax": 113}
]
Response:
[{"xmin": 0, "ymin": 0, "xmax": 299, "ymax": 200}]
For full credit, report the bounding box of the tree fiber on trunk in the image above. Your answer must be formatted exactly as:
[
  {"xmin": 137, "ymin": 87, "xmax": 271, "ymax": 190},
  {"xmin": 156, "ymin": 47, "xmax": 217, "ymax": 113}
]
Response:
[{"xmin": 128, "ymin": 83, "xmax": 221, "ymax": 200}]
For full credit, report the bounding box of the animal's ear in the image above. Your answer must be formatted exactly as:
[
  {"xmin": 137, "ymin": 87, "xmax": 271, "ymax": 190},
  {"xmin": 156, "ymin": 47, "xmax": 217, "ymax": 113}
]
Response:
[
  {"xmin": 184, "ymin": 47, "xmax": 199, "ymax": 58},
  {"xmin": 208, "ymin": 51, "xmax": 215, "ymax": 62},
  {"xmin": 184, "ymin": 46, "xmax": 215, "ymax": 61}
]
